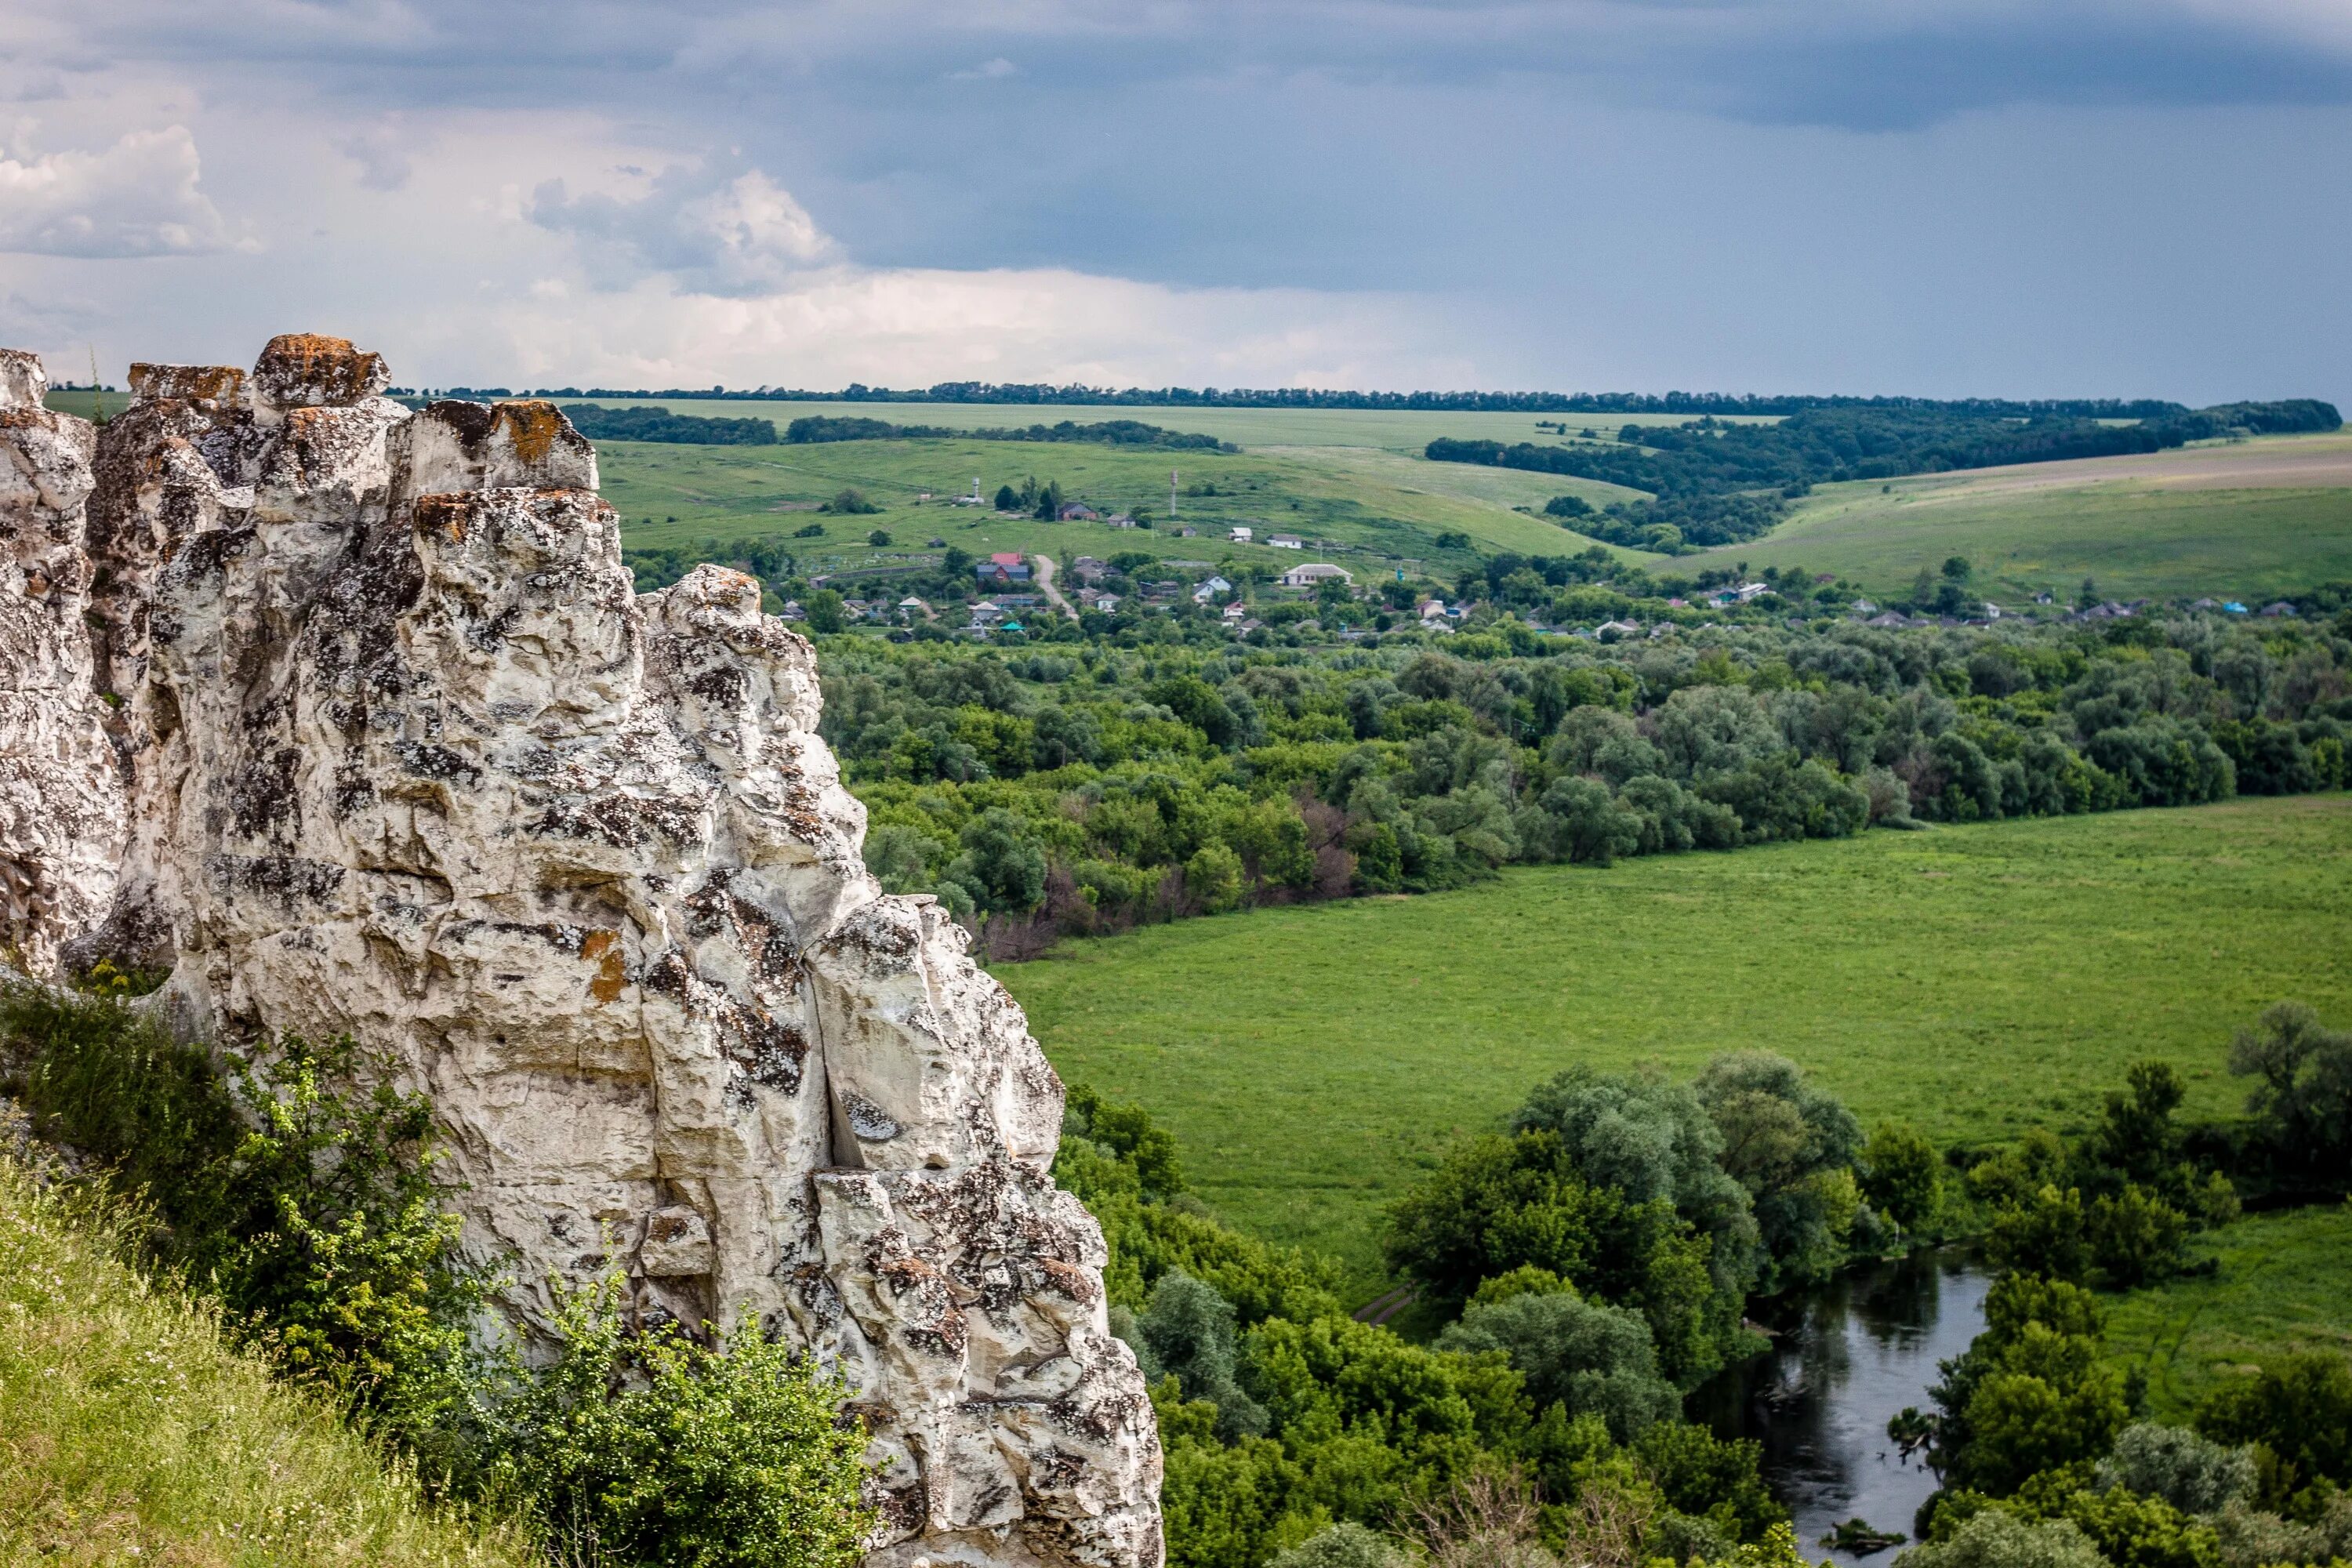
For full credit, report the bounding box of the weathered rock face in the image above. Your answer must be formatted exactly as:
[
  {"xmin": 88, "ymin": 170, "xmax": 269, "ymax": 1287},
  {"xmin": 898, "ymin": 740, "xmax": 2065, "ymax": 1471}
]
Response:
[
  {"xmin": 0, "ymin": 351, "xmax": 123, "ymax": 975},
  {"xmin": 21, "ymin": 335, "xmax": 1160, "ymax": 1568}
]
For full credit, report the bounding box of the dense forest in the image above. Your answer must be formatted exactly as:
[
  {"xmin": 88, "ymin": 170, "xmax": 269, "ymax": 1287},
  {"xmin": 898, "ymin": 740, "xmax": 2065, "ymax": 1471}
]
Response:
[
  {"xmin": 812, "ymin": 607, "xmax": 2352, "ymax": 956},
  {"xmin": 1061, "ymin": 996, "xmax": 2352, "ymax": 1568},
  {"xmin": 1428, "ymin": 401, "xmax": 2344, "ymax": 550},
  {"xmin": 783, "ymin": 414, "xmax": 1237, "ymax": 451}
]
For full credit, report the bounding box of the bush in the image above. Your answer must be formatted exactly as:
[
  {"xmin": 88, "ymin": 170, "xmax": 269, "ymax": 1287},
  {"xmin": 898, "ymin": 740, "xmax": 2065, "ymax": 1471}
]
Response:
[
  {"xmin": 1269, "ymin": 1523, "xmax": 1409, "ymax": 1568},
  {"xmin": 480, "ymin": 1268, "xmax": 874, "ymax": 1568},
  {"xmin": 2094, "ymin": 1424, "xmax": 2255, "ymax": 1515},
  {"xmin": 1896, "ymin": 1509, "xmax": 2107, "ymax": 1568},
  {"xmin": 2228, "ymin": 1002, "xmax": 2352, "ymax": 1192},
  {"xmin": 2194, "ymin": 1352, "xmax": 2352, "ymax": 1508},
  {"xmin": 1436, "ymin": 1289, "xmax": 1679, "ymax": 1442},
  {"xmin": 1185, "ymin": 842, "xmax": 1247, "ymax": 913},
  {"xmin": 1862, "ymin": 1122, "xmax": 1942, "ymax": 1233}
]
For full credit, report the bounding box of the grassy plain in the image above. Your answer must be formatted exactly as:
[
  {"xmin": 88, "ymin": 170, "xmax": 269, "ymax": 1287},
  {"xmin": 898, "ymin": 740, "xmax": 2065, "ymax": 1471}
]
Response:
[
  {"xmin": 2103, "ymin": 1203, "xmax": 2352, "ymax": 1418},
  {"xmin": 1681, "ymin": 432, "xmax": 2352, "ymax": 602},
  {"xmin": 996, "ymin": 795, "xmax": 2352, "ymax": 1288}
]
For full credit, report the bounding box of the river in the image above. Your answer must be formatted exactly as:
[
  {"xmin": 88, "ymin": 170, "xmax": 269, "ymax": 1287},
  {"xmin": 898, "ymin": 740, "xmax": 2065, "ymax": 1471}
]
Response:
[{"xmin": 1693, "ymin": 1250, "xmax": 1993, "ymax": 1564}]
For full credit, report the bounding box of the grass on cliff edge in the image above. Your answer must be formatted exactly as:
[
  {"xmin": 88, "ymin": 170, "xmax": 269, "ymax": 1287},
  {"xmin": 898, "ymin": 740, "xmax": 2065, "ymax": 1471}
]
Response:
[
  {"xmin": 996, "ymin": 793, "xmax": 2352, "ymax": 1290},
  {"xmin": 0, "ymin": 1155, "xmax": 531, "ymax": 1568},
  {"xmin": 2103, "ymin": 1201, "xmax": 2352, "ymax": 1421}
]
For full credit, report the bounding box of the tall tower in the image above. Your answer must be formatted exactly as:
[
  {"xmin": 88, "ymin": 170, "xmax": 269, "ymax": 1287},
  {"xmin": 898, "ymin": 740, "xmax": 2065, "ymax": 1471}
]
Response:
[{"xmin": 1170, "ymin": 468, "xmax": 1178, "ymax": 520}]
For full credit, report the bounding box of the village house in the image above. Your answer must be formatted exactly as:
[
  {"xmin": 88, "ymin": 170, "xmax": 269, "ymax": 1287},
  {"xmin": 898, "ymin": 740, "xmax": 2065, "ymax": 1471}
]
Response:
[
  {"xmin": 1229, "ymin": 525, "xmax": 1253, "ymax": 543},
  {"xmin": 975, "ymin": 552, "xmax": 1031, "ymax": 587},
  {"xmin": 1221, "ymin": 600, "xmax": 1249, "ymax": 622},
  {"xmin": 1070, "ymin": 556, "xmax": 1107, "ymax": 585},
  {"xmin": 1058, "ymin": 503, "xmax": 1099, "ymax": 521},
  {"xmin": 1277, "ymin": 563, "xmax": 1352, "ymax": 590},
  {"xmin": 1105, "ymin": 513, "xmax": 1138, "ymax": 528},
  {"xmin": 1091, "ymin": 593, "xmax": 1123, "ymax": 613},
  {"xmin": 1192, "ymin": 575, "xmax": 1232, "ymax": 603},
  {"xmin": 1268, "ymin": 534, "xmax": 1305, "ymax": 550},
  {"xmin": 897, "ymin": 596, "xmax": 933, "ymax": 622}
]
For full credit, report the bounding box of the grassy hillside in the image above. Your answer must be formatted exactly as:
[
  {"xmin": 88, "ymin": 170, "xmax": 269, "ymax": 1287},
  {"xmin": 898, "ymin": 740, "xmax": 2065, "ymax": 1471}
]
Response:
[
  {"xmin": 996, "ymin": 794, "xmax": 2352, "ymax": 1287},
  {"xmin": 0, "ymin": 1156, "xmax": 529, "ymax": 1567},
  {"xmin": 600, "ymin": 434, "xmax": 1649, "ymax": 581},
  {"xmin": 2103, "ymin": 1203, "xmax": 2352, "ymax": 1419},
  {"xmin": 1681, "ymin": 430, "xmax": 2352, "ymax": 601}
]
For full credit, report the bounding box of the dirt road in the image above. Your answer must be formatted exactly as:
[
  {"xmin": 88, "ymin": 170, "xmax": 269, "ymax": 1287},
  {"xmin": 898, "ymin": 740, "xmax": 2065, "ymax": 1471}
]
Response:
[{"xmin": 1032, "ymin": 554, "xmax": 1080, "ymax": 620}]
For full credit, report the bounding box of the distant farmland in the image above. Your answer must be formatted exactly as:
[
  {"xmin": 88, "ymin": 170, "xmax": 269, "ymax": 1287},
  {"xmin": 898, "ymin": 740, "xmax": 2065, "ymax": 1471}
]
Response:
[{"xmin": 1681, "ymin": 430, "xmax": 2352, "ymax": 601}]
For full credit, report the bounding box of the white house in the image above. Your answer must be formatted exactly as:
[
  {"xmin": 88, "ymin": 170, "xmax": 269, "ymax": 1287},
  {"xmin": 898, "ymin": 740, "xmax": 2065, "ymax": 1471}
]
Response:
[
  {"xmin": 1278, "ymin": 563, "xmax": 1352, "ymax": 589},
  {"xmin": 1229, "ymin": 525, "xmax": 1254, "ymax": 543},
  {"xmin": 1268, "ymin": 534, "xmax": 1304, "ymax": 550},
  {"xmin": 1222, "ymin": 600, "xmax": 1249, "ymax": 622},
  {"xmin": 1192, "ymin": 575, "xmax": 1232, "ymax": 603}
]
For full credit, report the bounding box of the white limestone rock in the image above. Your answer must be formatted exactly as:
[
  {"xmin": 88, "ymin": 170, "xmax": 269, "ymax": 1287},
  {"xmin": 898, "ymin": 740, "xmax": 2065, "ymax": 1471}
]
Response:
[
  {"xmin": 68, "ymin": 335, "xmax": 1161, "ymax": 1568},
  {"xmin": 0, "ymin": 350, "xmax": 123, "ymax": 975}
]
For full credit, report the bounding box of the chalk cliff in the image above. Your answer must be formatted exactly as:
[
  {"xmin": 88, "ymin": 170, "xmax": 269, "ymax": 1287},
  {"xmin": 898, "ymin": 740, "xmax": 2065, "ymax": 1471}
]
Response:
[
  {"xmin": 6, "ymin": 335, "xmax": 1160, "ymax": 1568},
  {"xmin": 0, "ymin": 351, "xmax": 122, "ymax": 975}
]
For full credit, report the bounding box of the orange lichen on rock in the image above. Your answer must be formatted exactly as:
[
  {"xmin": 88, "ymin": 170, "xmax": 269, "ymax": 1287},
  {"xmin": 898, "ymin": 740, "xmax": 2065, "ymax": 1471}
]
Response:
[
  {"xmin": 411, "ymin": 492, "xmax": 471, "ymax": 543},
  {"xmin": 127, "ymin": 364, "xmax": 246, "ymax": 405},
  {"xmin": 493, "ymin": 401, "xmax": 566, "ymax": 464},
  {"xmin": 582, "ymin": 927, "xmax": 626, "ymax": 1003},
  {"xmin": 250, "ymin": 333, "xmax": 390, "ymax": 408}
]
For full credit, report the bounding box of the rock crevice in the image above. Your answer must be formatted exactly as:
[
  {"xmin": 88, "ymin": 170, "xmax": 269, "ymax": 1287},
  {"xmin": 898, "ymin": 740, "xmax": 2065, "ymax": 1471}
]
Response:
[{"xmin": 1, "ymin": 336, "xmax": 1160, "ymax": 1568}]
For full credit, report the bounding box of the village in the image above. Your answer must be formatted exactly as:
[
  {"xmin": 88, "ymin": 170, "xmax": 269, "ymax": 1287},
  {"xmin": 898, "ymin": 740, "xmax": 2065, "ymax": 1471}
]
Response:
[{"xmin": 765, "ymin": 506, "xmax": 2310, "ymax": 646}]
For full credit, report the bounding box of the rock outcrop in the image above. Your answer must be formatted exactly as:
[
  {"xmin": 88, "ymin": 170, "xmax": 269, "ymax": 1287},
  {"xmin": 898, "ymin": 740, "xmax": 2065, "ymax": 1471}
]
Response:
[
  {"xmin": 0, "ymin": 351, "xmax": 123, "ymax": 975},
  {"xmin": 6, "ymin": 336, "xmax": 1160, "ymax": 1568}
]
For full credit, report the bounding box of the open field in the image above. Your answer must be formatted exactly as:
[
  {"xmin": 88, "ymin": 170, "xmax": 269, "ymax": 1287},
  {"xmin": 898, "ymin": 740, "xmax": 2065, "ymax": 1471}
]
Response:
[
  {"xmin": 599, "ymin": 434, "xmax": 1644, "ymax": 576},
  {"xmin": 1682, "ymin": 431, "xmax": 2352, "ymax": 601},
  {"xmin": 997, "ymin": 795, "xmax": 2352, "ymax": 1288},
  {"xmin": 2103, "ymin": 1203, "xmax": 2352, "ymax": 1418}
]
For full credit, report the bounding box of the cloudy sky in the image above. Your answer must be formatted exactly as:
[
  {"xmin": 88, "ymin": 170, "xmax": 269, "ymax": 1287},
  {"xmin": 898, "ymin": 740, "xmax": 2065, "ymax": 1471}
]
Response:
[{"xmin": 3, "ymin": 1, "xmax": 2349, "ymax": 402}]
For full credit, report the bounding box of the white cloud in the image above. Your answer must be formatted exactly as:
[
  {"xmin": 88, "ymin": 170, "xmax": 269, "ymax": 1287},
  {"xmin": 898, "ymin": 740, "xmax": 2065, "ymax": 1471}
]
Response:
[
  {"xmin": 0, "ymin": 125, "xmax": 241, "ymax": 257},
  {"xmin": 951, "ymin": 56, "xmax": 1019, "ymax": 80},
  {"xmin": 447, "ymin": 264, "xmax": 1475, "ymax": 391},
  {"xmin": 529, "ymin": 163, "xmax": 836, "ymax": 296}
]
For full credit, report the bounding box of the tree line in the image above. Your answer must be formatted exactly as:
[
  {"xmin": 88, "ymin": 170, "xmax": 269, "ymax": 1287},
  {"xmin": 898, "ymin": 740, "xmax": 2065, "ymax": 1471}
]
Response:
[
  {"xmin": 554, "ymin": 403, "xmax": 779, "ymax": 445},
  {"xmin": 434, "ymin": 383, "xmax": 2325, "ymax": 418},
  {"xmin": 818, "ymin": 608, "xmax": 2352, "ymax": 957},
  {"xmin": 784, "ymin": 414, "xmax": 1237, "ymax": 451}
]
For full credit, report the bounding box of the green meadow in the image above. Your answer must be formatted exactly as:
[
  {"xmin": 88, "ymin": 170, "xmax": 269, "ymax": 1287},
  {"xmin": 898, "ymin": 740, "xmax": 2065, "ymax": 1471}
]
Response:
[
  {"xmin": 1682, "ymin": 431, "xmax": 2352, "ymax": 602},
  {"xmin": 2103, "ymin": 1203, "xmax": 2352, "ymax": 1418},
  {"xmin": 597, "ymin": 434, "xmax": 1641, "ymax": 579},
  {"xmin": 996, "ymin": 795, "xmax": 2352, "ymax": 1287}
]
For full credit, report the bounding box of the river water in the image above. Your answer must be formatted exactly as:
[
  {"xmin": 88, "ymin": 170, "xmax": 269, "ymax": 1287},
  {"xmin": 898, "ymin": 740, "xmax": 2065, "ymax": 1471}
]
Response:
[{"xmin": 1692, "ymin": 1251, "xmax": 1993, "ymax": 1564}]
